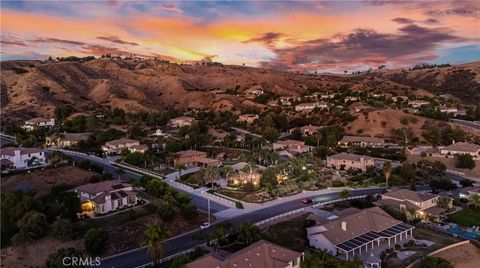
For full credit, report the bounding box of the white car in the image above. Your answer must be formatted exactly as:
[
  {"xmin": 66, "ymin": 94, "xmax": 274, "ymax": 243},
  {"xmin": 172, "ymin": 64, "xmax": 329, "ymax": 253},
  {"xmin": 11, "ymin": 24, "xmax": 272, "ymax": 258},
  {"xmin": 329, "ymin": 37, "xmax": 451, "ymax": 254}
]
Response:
[{"xmin": 200, "ymin": 222, "xmax": 211, "ymax": 230}]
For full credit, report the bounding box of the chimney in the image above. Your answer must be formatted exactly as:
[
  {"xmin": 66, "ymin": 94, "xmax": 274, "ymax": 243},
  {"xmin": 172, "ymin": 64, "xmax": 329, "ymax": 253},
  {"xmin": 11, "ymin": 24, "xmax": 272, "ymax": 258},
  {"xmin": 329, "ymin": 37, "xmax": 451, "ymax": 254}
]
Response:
[{"xmin": 341, "ymin": 221, "xmax": 347, "ymax": 231}]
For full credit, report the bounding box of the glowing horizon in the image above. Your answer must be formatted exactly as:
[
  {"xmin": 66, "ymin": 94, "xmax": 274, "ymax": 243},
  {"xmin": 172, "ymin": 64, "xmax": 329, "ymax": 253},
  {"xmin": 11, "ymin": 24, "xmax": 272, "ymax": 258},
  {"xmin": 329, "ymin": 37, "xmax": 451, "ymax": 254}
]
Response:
[{"xmin": 1, "ymin": 1, "xmax": 479, "ymax": 72}]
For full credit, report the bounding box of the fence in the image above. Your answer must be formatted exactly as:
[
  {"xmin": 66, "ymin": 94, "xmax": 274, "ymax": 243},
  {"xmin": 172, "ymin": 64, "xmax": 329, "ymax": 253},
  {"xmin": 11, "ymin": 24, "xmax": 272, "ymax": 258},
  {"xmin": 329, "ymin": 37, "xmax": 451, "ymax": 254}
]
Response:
[
  {"xmin": 203, "ymin": 191, "xmax": 236, "ymax": 207},
  {"xmin": 170, "ymin": 180, "xmax": 194, "ymax": 191},
  {"xmin": 311, "ymin": 194, "xmax": 367, "ymax": 209},
  {"xmin": 254, "ymin": 207, "xmax": 306, "ymax": 227},
  {"xmin": 255, "ymin": 194, "xmax": 368, "ymax": 227},
  {"xmin": 134, "ymin": 247, "xmax": 196, "ymax": 268},
  {"xmin": 111, "ymin": 161, "xmax": 164, "ymax": 179}
]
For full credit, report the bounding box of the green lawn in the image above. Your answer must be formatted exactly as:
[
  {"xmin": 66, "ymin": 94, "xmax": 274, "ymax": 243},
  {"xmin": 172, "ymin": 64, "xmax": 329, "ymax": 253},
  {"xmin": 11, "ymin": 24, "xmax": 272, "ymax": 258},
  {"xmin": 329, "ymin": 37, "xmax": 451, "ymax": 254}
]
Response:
[
  {"xmin": 262, "ymin": 214, "xmax": 309, "ymax": 252},
  {"xmin": 448, "ymin": 208, "xmax": 480, "ymax": 227}
]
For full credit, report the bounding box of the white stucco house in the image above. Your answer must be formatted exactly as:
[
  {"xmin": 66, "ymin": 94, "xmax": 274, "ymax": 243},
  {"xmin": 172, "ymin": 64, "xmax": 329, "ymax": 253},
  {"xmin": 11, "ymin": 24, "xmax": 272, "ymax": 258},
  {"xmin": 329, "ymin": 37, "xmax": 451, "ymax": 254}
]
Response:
[{"xmin": 0, "ymin": 147, "xmax": 46, "ymax": 170}]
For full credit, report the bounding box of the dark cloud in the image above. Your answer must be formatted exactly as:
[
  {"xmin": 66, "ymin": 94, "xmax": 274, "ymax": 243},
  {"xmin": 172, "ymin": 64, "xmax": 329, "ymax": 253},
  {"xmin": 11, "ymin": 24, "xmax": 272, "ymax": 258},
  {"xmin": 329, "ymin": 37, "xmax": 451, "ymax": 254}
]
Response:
[
  {"xmin": 245, "ymin": 32, "xmax": 284, "ymax": 45},
  {"xmin": 96, "ymin": 35, "xmax": 139, "ymax": 46},
  {"xmin": 81, "ymin": 44, "xmax": 131, "ymax": 56},
  {"xmin": 1, "ymin": 37, "xmax": 28, "ymax": 46},
  {"xmin": 393, "ymin": 17, "xmax": 440, "ymax": 25},
  {"xmin": 423, "ymin": 18, "xmax": 440, "ymax": 24},
  {"xmin": 392, "ymin": 17, "xmax": 415, "ymax": 24},
  {"xmin": 263, "ymin": 24, "xmax": 462, "ymax": 71},
  {"xmin": 32, "ymin": 37, "xmax": 86, "ymax": 46}
]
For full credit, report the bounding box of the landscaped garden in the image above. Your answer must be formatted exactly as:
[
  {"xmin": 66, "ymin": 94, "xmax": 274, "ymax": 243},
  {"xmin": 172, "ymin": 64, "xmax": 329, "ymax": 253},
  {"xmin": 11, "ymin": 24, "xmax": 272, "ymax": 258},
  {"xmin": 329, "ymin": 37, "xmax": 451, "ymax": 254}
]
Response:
[{"xmin": 448, "ymin": 208, "xmax": 480, "ymax": 227}]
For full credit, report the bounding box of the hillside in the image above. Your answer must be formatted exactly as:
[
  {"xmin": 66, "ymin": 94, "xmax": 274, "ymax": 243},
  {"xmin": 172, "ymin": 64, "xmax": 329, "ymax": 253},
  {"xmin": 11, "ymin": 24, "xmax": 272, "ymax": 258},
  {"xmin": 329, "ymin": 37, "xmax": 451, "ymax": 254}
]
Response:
[{"xmin": 1, "ymin": 59, "xmax": 479, "ymax": 121}]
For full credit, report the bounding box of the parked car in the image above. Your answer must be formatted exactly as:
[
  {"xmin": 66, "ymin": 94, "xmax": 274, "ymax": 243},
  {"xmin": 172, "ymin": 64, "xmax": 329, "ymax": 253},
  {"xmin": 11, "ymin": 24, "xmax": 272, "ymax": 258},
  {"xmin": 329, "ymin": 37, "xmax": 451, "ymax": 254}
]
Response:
[
  {"xmin": 302, "ymin": 198, "xmax": 313, "ymax": 204},
  {"xmin": 200, "ymin": 222, "xmax": 211, "ymax": 229}
]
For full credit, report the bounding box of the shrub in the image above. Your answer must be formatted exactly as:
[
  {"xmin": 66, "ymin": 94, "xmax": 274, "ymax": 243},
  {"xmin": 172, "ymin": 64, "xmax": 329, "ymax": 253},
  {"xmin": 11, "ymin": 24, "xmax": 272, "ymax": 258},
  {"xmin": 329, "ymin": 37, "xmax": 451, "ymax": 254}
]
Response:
[
  {"xmin": 420, "ymin": 256, "xmax": 453, "ymax": 268},
  {"xmin": 158, "ymin": 202, "xmax": 175, "ymax": 221},
  {"xmin": 331, "ymin": 180, "xmax": 345, "ymax": 187},
  {"xmin": 175, "ymin": 192, "xmax": 192, "ymax": 205},
  {"xmin": 51, "ymin": 218, "xmax": 75, "ymax": 240},
  {"xmin": 236, "ymin": 202, "xmax": 244, "ymax": 209},
  {"xmin": 14, "ymin": 211, "xmax": 48, "ymax": 243},
  {"xmin": 455, "ymin": 154, "xmax": 476, "ymax": 169},
  {"xmin": 400, "ymin": 117, "xmax": 409, "ymax": 125},
  {"xmin": 44, "ymin": 248, "xmax": 84, "ymax": 268},
  {"xmin": 84, "ymin": 227, "xmax": 108, "ymax": 256},
  {"xmin": 181, "ymin": 204, "xmax": 198, "ymax": 221}
]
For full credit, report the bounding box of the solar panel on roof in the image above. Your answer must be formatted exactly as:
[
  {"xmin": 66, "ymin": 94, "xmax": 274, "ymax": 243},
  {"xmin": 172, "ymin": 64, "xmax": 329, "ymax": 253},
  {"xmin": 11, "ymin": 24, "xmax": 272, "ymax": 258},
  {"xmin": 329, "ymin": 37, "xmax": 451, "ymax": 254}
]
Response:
[
  {"xmin": 335, "ymin": 223, "xmax": 414, "ymax": 252},
  {"xmin": 112, "ymin": 184, "xmax": 124, "ymax": 189},
  {"xmin": 118, "ymin": 191, "xmax": 128, "ymax": 197}
]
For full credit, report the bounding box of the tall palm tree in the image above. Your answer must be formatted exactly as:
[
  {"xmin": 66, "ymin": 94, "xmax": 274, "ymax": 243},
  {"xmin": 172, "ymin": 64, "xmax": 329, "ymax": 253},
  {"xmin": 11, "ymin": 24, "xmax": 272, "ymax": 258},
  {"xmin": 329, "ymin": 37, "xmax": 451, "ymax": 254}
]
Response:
[
  {"xmin": 175, "ymin": 164, "xmax": 186, "ymax": 180},
  {"xmin": 210, "ymin": 226, "xmax": 227, "ymax": 251},
  {"xmin": 437, "ymin": 196, "xmax": 451, "ymax": 209},
  {"xmin": 140, "ymin": 222, "xmax": 170, "ymax": 266},
  {"xmin": 192, "ymin": 165, "xmax": 221, "ymax": 187},
  {"xmin": 340, "ymin": 189, "xmax": 352, "ymax": 200},
  {"xmin": 383, "ymin": 161, "xmax": 392, "ymax": 190},
  {"xmin": 237, "ymin": 223, "xmax": 260, "ymax": 245}
]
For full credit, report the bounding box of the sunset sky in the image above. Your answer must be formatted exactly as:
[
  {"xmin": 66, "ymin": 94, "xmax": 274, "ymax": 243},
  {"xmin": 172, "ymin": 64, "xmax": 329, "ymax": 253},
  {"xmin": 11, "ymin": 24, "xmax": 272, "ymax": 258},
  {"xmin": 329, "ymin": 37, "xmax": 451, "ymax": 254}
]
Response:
[{"xmin": 1, "ymin": 0, "xmax": 479, "ymax": 72}]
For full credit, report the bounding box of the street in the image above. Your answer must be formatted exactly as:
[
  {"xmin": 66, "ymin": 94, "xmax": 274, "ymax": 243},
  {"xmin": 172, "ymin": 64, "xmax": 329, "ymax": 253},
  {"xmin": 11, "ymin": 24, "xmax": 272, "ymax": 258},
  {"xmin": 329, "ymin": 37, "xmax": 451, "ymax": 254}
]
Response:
[{"xmin": 99, "ymin": 187, "xmax": 382, "ymax": 268}]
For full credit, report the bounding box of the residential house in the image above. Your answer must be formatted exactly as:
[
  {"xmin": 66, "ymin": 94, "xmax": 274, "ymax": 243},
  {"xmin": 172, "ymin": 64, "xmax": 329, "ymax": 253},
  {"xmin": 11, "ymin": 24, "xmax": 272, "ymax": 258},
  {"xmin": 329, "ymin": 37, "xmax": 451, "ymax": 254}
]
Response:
[
  {"xmin": 344, "ymin": 96, "xmax": 358, "ymax": 102},
  {"xmin": 0, "ymin": 147, "xmax": 46, "ymax": 170},
  {"xmin": 299, "ymin": 125, "xmax": 323, "ymax": 136},
  {"xmin": 326, "ymin": 152, "xmax": 374, "ymax": 172},
  {"xmin": 439, "ymin": 106, "xmax": 458, "ymax": 113},
  {"xmin": 102, "ymin": 138, "xmax": 147, "ymax": 155},
  {"xmin": 267, "ymin": 100, "xmax": 278, "ymax": 107},
  {"xmin": 279, "ymin": 96, "xmax": 293, "ymax": 106},
  {"xmin": 238, "ymin": 114, "xmax": 259, "ymax": 124},
  {"xmin": 173, "ymin": 150, "xmax": 221, "ymax": 168},
  {"xmin": 244, "ymin": 86, "xmax": 264, "ymax": 99},
  {"xmin": 45, "ymin": 132, "xmax": 91, "ymax": 148},
  {"xmin": 74, "ymin": 180, "xmax": 138, "ymax": 215},
  {"xmin": 440, "ymin": 142, "xmax": 480, "ymax": 157},
  {"xmin": 227, "ymin": 162, "xmax": 263, "ymax": 186},
  {"xmin": 295, "ymin": 102, "xmax": 328, "ymax": 112},
  {"xmin": 408, "ymin": 100, "xmax": 430, "ymax": 108},
  {"xmin": 185, "ymin": 240, "xmax": 303, "ymax": 268},
  {"xmin": 375, "ymin": 189, "xmax": 451, "ymax": 220},
  {"xmin": 338, "ymin": 136, "xmax": 385, "ymax": 148},
  {"xmin": 307, "ymin": 207, "xmax": 414, "ymax": 261},
  {"xmin": 22, "ymin": 117, "xmax": 55, "ymax": 131},
  {"xmin": 295, "ymin": 103, "xmax": 317, "ymax": 112},
  {"xmin": 315, "ymin": 101, "xmax": 329, "ymax": 110},
  {"xmin": 391, "ymin": 96, "xmax": 408, "ymax": 102},
  {"xmin": 458, "ymin": 187, "xmax": 480, "ymax": 199},
  {"xmin": 272, "ymin": 140, "xmax": 311, "ymax": 154},
  {"xmin": 208, "ymin": 128, "xmax": 229, "ymax": 143},
  {"xmin": 169, "ymin": 116, "xmax": 195, "ymax": 128},
  {"xmin": 320, "ymin": 93, "xmax": 337, "ymax": 99}
]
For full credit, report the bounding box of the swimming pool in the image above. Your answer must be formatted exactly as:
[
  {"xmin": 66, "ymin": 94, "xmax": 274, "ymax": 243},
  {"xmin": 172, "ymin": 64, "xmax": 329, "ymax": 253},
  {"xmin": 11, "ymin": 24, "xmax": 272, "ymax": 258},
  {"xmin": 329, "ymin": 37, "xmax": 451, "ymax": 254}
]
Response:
[{"xmin": 447, "ymin": 226, "xmax": 480, "ymax": 240}]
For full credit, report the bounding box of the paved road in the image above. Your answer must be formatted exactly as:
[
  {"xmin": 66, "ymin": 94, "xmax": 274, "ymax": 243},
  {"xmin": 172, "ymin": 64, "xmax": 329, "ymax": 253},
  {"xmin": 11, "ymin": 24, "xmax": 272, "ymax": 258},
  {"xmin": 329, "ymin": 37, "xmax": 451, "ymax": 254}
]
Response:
[
  {"xmin": 450, "ymin": 119, "xmax": 480, "ymax": 130},
  {"xmin": 99, "ymin": 188, "xmax": 382, "ymax": 268},
  {"xmin": 45, "ymin": 149, "xmax": 229, "ymax": 213}
]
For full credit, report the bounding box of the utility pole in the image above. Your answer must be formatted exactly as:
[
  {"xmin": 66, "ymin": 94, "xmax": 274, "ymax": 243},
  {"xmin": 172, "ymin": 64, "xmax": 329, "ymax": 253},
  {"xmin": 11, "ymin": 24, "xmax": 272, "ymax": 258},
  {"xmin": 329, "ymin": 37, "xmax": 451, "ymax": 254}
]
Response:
[{"xmin": 208, "ymin": 197, "xmax": 211, "ymax": 224}]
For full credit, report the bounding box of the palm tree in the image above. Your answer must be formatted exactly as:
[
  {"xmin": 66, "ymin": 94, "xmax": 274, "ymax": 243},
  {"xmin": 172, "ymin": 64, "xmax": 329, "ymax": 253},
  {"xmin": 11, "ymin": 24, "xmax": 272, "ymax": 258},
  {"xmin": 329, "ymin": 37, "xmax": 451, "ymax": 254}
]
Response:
[
  {"xmin": 192, "ymin": 165, "xmax": 221, "ymax": 188},
  {"xmin": 140, "ymin": 222, "xmax": 170, "ymax": 266},
  {"xmin": 383, "ymin": 161, "xmax": 392, "ymax": 190},
  {"xmin": 407, "ymin": 207, "xmax": 418, "ymax": 222},
  {"xmin": 116, "ymin": 168, "xmax": 125, "ymax": 179},
  {"xmin": 175, "ymin": 164, "xmax": 186, "ymax": 180},
  {"xmin": 468, "ymin": 195, "xmax": 480, "ymax": 209},
  {"xmin": 237, "ymin": 223, "xmax": 260, "ymax": 245},
  {"xmin": 437, "ymin": 196, "xmax": 451, "ymax": 209},
  {"xmin": 210, "ymin": 226, "xmax": 227, "ymax": 251},
  {"xmin": 340, "ymin": 189, "xmax": 352, "ymax": 200}
]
